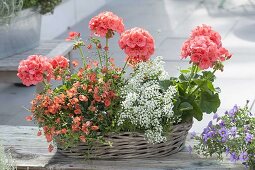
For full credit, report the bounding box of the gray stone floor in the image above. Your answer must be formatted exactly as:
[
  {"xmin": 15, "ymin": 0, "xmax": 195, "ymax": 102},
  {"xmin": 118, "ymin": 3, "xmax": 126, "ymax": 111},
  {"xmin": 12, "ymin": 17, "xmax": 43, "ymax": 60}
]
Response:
[{"xmin": 1, "ymin": 0, "xmax": 255, "ymax": 133}]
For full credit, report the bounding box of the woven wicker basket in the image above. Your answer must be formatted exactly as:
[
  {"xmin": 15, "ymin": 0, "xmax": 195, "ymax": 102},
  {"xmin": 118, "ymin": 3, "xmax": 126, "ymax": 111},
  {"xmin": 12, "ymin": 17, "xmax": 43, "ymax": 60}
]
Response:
[{"xmin": 57, "ymin": 121, "xmax": 192, "ymax": 159}]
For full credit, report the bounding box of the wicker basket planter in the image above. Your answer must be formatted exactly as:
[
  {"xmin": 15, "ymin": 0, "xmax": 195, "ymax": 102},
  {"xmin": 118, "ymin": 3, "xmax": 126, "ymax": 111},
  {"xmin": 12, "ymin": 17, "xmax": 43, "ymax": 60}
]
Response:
[{"xmin": 57, "ymin": 121, "xmax": 193, "ymax": 159}]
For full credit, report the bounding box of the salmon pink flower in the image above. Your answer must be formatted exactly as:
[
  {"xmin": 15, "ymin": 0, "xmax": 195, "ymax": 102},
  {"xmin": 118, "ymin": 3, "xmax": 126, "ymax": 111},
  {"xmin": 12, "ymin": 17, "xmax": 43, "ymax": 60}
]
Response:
[
  {"xmin": 25, "ymin": 115, "xmax": 33, "ymax": 121},
  {"xmin": 79, "ymin": 95, "xmax": 88, "ymax": 102},
  {"xmin": 45, "ymin": 134, "xmax": 53, "ymax": 142},
  {"xmin": 119, "ymin": 27, "xmax": 155, "ymax": 66},
  {"xmin": 72, "ymin": 60, "xmax": 79, "ymax": 67},
  {"xmin": 91, "ymin": 125, "xmax": 99, "ymax": 131},
  {"xmin": 37, "ymin": 131, "xmax": 42, "ymax": 136},
  {"xmin": 50, "ymin": 55, "xmax": 69, "ymax": 69},
  {"xmin": 17, "ymin": 55, "xmax": 53, "ymax": 86},
  {"xmin": 89, "ymin": 11, "xmax": 125, "ymax": 37},
  {"xmin": 80, "ymin": 135, "xmax": 86, "ymax": 142},
  {"xmin": 61, "ymin": 128, "xmax": 67, "ymax": 134},
  {"xmin": 181, "ymin": 25, "xmax": 231, "ymax": 70},
  {"xmin": 48, "ymin": 144, "xmax": 54, "ymax": 152},
  {"xmin": 190, "ymin": 24, "xmax": 222, "ymax": 47},
  {"xmin": 66, "ymin": 32, "xmax": 80, "ymax": 41},
  {"xmin": 104, "ymin": 98, "xmax": 111, "ymax": 107}
]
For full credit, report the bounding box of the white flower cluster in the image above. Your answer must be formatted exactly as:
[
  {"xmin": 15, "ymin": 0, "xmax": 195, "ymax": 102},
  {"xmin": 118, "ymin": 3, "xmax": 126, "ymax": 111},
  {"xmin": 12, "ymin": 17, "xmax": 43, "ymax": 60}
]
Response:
[{"xmin": 118, "ymin": 56, "xmax": 177, "ymax": 143}]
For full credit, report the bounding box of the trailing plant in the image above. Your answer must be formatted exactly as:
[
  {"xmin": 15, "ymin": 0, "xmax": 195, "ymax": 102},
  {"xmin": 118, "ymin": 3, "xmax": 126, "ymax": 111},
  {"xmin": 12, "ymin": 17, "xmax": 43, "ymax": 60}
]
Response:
[{"xmin": 193, "ymin": 102, "xmax": 255, "ymax": 169}]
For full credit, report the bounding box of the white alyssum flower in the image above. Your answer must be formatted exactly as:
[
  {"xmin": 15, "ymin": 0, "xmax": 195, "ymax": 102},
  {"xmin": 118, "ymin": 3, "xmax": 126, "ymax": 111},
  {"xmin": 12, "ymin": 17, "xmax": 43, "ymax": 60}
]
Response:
[{"xmin": 118, "ymin": 56, "xmax": 178, "ymax": 143}]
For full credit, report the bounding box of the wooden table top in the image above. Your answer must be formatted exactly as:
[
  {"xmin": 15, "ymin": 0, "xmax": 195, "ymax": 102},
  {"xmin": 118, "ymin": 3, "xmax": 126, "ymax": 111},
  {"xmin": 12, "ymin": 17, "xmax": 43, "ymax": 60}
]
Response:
[{"xmin": 0, "ymin": 125, "xmax": 244, "ymax": 170}]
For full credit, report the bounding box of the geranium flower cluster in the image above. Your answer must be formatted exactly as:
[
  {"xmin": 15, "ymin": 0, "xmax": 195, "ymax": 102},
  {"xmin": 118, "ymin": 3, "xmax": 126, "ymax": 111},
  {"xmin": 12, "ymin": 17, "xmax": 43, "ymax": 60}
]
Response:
[
  {"xmin": 181, "ymin": 24, "xmax": 231, "ymax": 70},
  {"xmin": 119, "ymin": 27, "xmax": 155, "ymax": 66},
  {"xmin": 118, "ymin": 56, "xmax": 178, "ymax": 143},
  {"xmin": 89, "ymin": 11, "xmax": 125, "ymax": 38},
  {"xmin": 17, "ymin": 55, "xmax": 69, "ymax": 86},
  {"xmin": 193, "ymin": 103, "xmax": 255, "ymax": 168},
  {"xmin": 17, "ymin": 55, "xmax": 53, "ymax": 86}
]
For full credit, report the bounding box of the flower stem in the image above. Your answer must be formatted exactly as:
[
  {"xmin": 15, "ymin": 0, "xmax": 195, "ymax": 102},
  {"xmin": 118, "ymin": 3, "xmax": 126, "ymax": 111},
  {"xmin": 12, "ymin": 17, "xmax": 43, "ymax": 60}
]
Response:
[
  {"xmin": 186, "ymin": 64, "xmax": 197, "ymax": 94},
  {"xmin": 120, "ymin": 56, "xmax": 130, "ymax": 75},
  {"xmin": 97, "ymin": 48, "xmax": 103, "ymax": 68},
  {"xmin": 105, "ymin": 37, "xmax": 109, "ymax": 68},
  {"xmin": 78, "ymin": 46, "xmax": 86, "ymax": 67},
  {"xmin": 188, "ymin": 69, "xmax": 217, "ymax": 97}
]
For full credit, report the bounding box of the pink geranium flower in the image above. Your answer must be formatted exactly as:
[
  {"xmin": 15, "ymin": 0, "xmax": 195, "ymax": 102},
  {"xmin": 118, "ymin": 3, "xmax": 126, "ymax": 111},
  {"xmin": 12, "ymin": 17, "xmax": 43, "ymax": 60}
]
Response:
[
  {"xmin": 65, "ymin": 32, "xmax": 80, "ymax": 41},
  {"xmin": 17, "ymin": 55, "xmax": 53, "ymax": 86},
  {"xmin": 89, "ymin": 11, "xmax": 125, "ymax": 38},
  {"xmin": 119, "ymin": 27, "xmax": 155, "ymax": 66},
  {"xmin": 181, "ymin": 24, "xmax": 231, "ymax": 70},
  {"xmin": 50, "ymin": 55, "xmax": 69, "ymax": 69},
  {"xmin": 190, "ymin": 24, "xmax": 222, "ymax": 47}
]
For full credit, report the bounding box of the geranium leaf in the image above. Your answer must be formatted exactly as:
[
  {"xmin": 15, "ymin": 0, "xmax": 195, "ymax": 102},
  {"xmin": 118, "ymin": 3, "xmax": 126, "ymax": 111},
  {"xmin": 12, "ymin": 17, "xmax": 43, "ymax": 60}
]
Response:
[
  {"xmin": 200, "ymin": 91, "xmax": 220, "ymax": 114},
  {"xmin": 179, "ymin": 102, "xmax": 193, "ymax": 112}
]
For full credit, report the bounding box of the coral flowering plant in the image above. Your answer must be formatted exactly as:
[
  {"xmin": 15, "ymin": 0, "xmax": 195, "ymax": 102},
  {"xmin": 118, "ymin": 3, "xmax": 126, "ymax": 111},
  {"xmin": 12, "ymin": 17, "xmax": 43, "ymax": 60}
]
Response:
[
  {"xmin": 168, "ymin": 24, "xmax": 232, "ymax": 121},
  {"xmin": 17, "ymin": 11, "xmax": 232, "ymax": 154}
]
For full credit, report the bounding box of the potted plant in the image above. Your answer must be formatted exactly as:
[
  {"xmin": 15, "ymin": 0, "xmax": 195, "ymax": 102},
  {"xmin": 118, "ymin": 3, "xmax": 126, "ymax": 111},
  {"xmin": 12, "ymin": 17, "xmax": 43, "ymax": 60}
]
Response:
[
  {"xmin": 0, "ymin": 0, "xmax": 62, "ymax": 58},
  {"xmin": 17, "ymin": 11, "xmax": 232, "ymax": 159}
]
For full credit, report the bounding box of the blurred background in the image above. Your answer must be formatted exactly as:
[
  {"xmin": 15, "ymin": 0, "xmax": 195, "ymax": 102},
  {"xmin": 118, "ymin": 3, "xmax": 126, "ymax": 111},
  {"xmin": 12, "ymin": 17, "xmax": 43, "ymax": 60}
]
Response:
[{"xmin": 0, "ymin": 0, "xmax": 255, "ymax": 133}]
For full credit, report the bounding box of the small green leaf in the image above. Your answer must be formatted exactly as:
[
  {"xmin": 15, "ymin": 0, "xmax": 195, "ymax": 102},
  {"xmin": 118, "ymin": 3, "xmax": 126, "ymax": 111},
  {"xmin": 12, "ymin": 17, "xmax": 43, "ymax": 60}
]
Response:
[
  {"xmin": 207, "ymin": 81, "xmax": 215, "ymax": 91},
  {"xmin": 179, "ymin": 102, "xmax": 193, "ymax": 112},
  {"xmin": 179, "ymin": 73, "xmax": 189, "ymax": 82},
  {"xmin": 180, "ymin": 69, "xmax": 190, "ymax": 74},
  {"xmin": 202, "ymin": 71, "xmax": 216, "ymax": 82}
]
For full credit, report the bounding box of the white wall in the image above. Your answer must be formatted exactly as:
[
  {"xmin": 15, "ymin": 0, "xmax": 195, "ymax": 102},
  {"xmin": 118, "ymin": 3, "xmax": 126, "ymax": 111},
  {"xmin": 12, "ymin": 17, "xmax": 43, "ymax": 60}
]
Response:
[{"xmin": 40, "ymin": 0, "xmax": 106, "ymax": 40}]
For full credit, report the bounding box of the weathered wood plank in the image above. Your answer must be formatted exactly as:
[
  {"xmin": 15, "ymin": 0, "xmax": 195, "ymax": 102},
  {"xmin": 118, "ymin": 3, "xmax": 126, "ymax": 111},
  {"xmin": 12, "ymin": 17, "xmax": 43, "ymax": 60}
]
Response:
[{"xmin": 0, "ymin": 125, "xmax": 245, "ymax": 170}]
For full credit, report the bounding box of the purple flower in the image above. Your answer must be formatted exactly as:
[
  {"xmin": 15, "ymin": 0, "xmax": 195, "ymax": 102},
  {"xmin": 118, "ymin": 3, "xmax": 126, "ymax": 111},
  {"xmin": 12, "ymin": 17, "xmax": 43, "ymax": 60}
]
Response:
[
  {"xmin": 203, "ymin": 127, "xmax": 210, "ymax": 134},
  {"xmin": 230, "ymin": 127, "xmax": 237, "ymax": 137},
  {"xmin": 218, "ymin": 127, "xmax": 229, "ymax": 142},
  {"xmin": 227, "ymin": 105, "xmax": 238, "ymax": 117},
  {"xmin": 213, "ymin": 113, "xmax": 218, "ymax": 120},
  {"xmin": 202, "ymin": 133, "xmax": 209, "ymax": 142},
  {"xmin": 226, "ymin": 147, "xmax": 230, "ymax": 156},
  {"xmin": 239, "ymin": 152, "xmax": 249, "ymax": 162},
  {"xmin": 232, "ymin": 104, "xmax": 238, "ymax": 113},
  {"xmin": 190, "ymin": 131, "xmax": 196, "ymax": 139},
  {"xmin": 219, "ymin": 127, "xmax": 228, "ymax": 138},
  {"xmin": 219, "ymin": 120, "xmax": 225, "ymax": 128},
  {"xmin": 230, "ymin": 152, "xmax": 239, "ymax": 162},
  {"xmin": 221, "ymin": 136, "xmax": 228, "ymax": 142},
  {"xmin": 244, "ymin": 125, "xmax": 250, "ymax": 133},
  {"xmin": 208, "ymin": 121, "xmax": 213, "ymax": 127},
  {"xmin": 245, "ymin": 133, "xmax": 253, "ymax": 143}
]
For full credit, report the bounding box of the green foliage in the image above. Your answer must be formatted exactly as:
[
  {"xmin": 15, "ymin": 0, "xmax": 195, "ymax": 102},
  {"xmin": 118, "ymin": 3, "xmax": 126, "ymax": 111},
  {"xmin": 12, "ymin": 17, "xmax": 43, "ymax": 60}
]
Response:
[
  {"xmin": 0, "ymin": 0, "xmax": 23, "ymax": 18},
  {"xmin": 22, "ymin": 0, "xmax": 62, "ymax": 14},
  {"xmin": 162, "ymin": 65, "xmax": 221, "ymax": 121}
]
